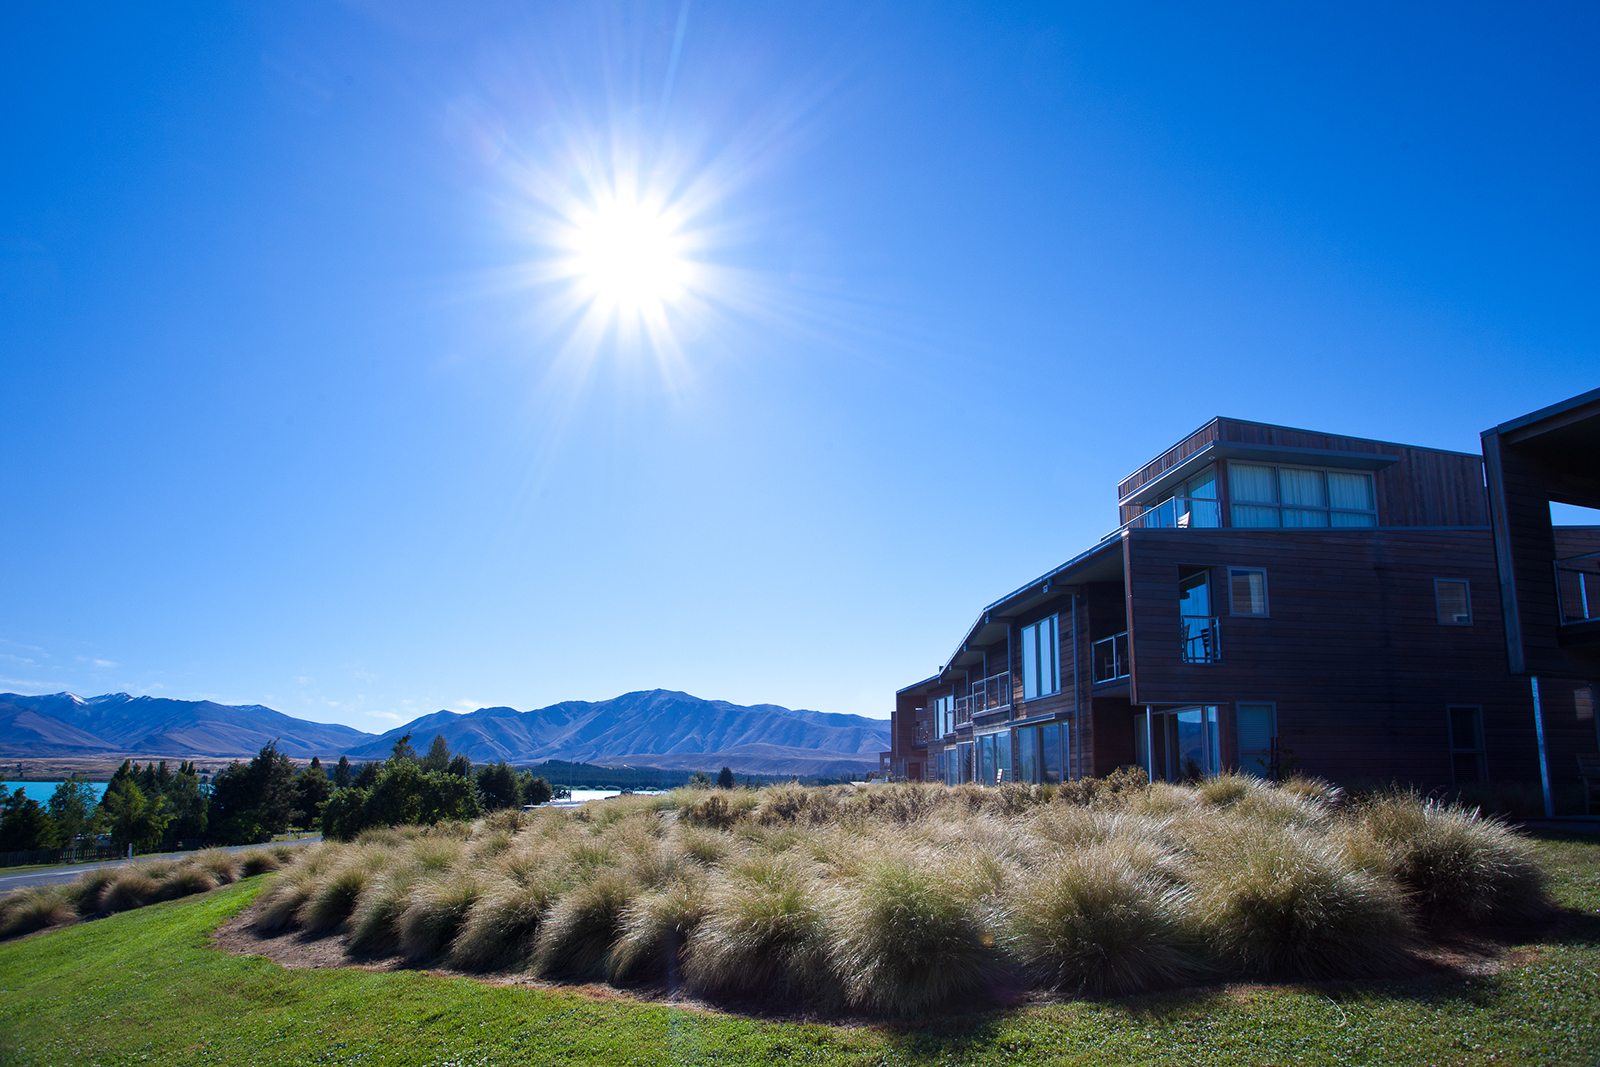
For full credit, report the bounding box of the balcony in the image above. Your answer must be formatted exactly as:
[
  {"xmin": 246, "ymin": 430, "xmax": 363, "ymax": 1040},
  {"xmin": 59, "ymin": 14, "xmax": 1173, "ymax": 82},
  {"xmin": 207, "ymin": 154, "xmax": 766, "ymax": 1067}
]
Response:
[
  {"xmin": 1182, "ymin": 616, "xmax": 1222, "ymax": 663},
  {"xmin": 914, "ymin": 720, "xmax": 932, "ymax": 744},
  {"xmin": 1104, "ymin": 495, "xmax": 1221, "ymax": 540},
  {"xmin": 1091, "ymin": 631, "xmax": 1130, "ymax": 683},
  {"xmin": 955, "ymin": 672, "xmax": 1011, "ymax": 723},
  {"xmin": 1556, "ymin": 552, "xmax": 1600, "ymax": 624}
]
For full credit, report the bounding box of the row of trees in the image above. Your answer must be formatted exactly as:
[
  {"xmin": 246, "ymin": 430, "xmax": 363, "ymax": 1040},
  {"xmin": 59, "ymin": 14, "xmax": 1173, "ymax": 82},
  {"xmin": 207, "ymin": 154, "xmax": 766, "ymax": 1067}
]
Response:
[
  {"xmin": 0, "ymin": 759, "xmax": 209, "ymax": 854},
  {"xmin": 0, "ymin": 735, "xmax": 564, "ymax": 853}
]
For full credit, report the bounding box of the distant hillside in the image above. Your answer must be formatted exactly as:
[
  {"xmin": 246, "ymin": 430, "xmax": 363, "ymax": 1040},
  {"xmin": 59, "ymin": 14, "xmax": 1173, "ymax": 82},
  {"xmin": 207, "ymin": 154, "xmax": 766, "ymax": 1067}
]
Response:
[
  {"xmin": 0, "ymin": 692, "xmax": 371, "ymax": 759},
  {"xmin": 347, "ymin": 690, "xmax": 888, "ymax": 775},
  {"xmin": 0, "ymin": 689, "xmax": 889, "ymax": 776}
]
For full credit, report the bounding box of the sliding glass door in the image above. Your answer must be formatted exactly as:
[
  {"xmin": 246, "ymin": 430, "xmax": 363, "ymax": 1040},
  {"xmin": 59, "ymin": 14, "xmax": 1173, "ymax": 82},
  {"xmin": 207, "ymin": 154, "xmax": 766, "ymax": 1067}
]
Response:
[{"xmin": 1135, "ymin": 706, "xmax": 1221, "ymax": 782}]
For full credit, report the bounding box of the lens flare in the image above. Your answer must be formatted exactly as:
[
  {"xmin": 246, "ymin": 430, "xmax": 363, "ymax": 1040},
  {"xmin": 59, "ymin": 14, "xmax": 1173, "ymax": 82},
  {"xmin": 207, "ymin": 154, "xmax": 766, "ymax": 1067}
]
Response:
[{"xmin": 565, "ymin": 193, "xmax": 693, "ymax": 312}]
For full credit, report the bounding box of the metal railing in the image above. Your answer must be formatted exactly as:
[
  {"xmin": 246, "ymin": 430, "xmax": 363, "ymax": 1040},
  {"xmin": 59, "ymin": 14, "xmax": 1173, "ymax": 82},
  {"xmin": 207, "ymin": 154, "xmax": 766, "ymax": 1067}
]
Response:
[
  {"xmin": 1182, "ymin": 615, "xmax": 1222, "ymax": 663},
  {"xmin": 955, "ymin": 672, "xmax": 1011, "ymax": 723},
  {"xmin": 1556, "ymin": 552, "xmax": 1600, "ymax": 624},
  {"xmin": 1103, "ymin": 495, "xmax": 1222, "ymax": 540},
  {"xmin": 914, "ymin": 720, "xmax": 932, "ymax": 744},
  {"xmin": 1092, "ymin": 631, "xmax": 1130, "ymax": 682}
]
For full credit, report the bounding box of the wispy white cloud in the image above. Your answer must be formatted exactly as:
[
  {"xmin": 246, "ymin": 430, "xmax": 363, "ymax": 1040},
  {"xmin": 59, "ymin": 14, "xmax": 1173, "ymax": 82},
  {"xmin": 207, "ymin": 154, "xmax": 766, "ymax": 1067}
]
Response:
[
  {"xmin": 367, "ymin": 711, "xmax": 406, "ymax": 722},
  {"xmin": 92, "ymin": 659, "xmax": 117, "ymax": 669}
]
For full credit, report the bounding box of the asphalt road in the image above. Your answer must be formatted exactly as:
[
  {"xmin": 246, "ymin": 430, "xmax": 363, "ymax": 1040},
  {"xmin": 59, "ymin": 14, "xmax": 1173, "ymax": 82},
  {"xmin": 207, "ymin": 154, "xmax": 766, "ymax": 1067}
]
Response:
[{"xmin": 0, "ymin": 837, "xmax": 319, "ymax": 893}]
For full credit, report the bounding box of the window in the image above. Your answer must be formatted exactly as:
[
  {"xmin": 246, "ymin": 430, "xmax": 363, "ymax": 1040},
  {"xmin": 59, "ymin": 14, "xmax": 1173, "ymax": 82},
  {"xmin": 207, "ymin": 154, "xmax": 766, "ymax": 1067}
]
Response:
[
  {"xmin": 1448, "ymin": 706, "xmax": 1486, "ymax": 785},
  {"xmin": 1577, "ymin": 685, "xmax": 1594, "ymax": 723},
  {"xmin": 1016, "ymin": 728, "xmax": 1038, "ymax": 785},
  {"xmin": 1228, "ymin": 463, "xmax": 1378, "ymax": 528},
  {"xmin": 1229, "ymin": 568, "xmax": 1269, "ymax": 616},
  {"xmin": 1435, "ymin": 579, "xmax": 1472, "ymax": 625},
  {"xmin": 1179, "ymin": 568, "xmax": 1221, "ymax": 663},
  {"xmin": 1021, "ymin": 615, "xmax": 1060, "ymax": 699},
  {"xmin": 930, "ymin": 694, "xmax": 955, "ymax": 737},
  {"xmin": 976, "ymin": 732, "xmax": 1012, "ymax": 785},
  {"xmin": 1236, "ymin": 703, "xmax": 1276, "ymax": 778}
]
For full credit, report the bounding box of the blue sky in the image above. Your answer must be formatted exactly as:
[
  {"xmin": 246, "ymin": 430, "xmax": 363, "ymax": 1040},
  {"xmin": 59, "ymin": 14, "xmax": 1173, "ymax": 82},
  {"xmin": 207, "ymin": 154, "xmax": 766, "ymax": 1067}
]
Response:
[{"xmin": 2, "ymin": 2, "xmax": 1595, "ymax": 730}]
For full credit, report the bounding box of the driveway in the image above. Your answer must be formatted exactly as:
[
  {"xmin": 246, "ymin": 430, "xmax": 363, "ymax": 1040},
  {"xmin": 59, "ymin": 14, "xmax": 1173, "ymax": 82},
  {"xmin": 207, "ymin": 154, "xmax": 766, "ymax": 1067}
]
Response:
[{"xmin": 0, "ymin": 837, "xmax": 320, "ymax": 894}]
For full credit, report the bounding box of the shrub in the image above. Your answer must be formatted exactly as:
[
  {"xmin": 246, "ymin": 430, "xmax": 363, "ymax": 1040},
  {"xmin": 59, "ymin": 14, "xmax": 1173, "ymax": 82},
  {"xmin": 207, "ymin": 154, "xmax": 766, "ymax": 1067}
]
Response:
[
  {"xmin": 1187, "ymin": 824, "xmax": 1412, "ymax": 978},
  {"xmin": 1008, "ymin": 842, "xmax": 1199, "ymax": 994},
  {"xmin": 398, "ymin": 874, "xmax": 482, "ymax": 964},
  {"xmin": 533, "ymin": 870, "xmax": 638, "ymax": 980},
  {"xmin": 608, "ymin": 874, "xmax": 710, "ymax": 984},
  {"xmin": 683, "ymin": 793, "xmax": 741, "ymax": 830},
  {"xmin": 685, "ymin": 855, "xmax": 834, "ymax": 1002},
  {"xmin": 831, "ymin": 852, "xmax": 1005, "ymax": 1016},
  {"xmin": 1347, "ymin": 793, "xmax": 1548, "ymax": 923}
]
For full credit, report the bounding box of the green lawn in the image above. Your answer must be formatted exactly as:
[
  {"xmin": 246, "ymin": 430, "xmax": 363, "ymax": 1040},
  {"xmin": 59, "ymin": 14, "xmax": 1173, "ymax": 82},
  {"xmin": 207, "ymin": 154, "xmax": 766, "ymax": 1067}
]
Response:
[{"xmin": 1, "ymin": 834, "xmax": 1596, "ymax": 1067}]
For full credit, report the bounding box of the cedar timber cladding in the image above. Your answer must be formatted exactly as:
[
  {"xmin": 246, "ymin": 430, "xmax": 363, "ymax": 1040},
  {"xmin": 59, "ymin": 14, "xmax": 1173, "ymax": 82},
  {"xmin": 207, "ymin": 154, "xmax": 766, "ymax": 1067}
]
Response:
[{"xmin": 889, "ymin": 390, "xmax": 1600, "ymax": 804}]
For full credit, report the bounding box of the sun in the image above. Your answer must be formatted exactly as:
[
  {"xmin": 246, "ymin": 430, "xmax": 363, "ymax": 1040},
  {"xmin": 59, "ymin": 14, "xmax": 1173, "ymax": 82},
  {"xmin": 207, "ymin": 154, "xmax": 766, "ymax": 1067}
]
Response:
[{"xmin": 565, "ymin": 193, "xmax": 693, "ymax": 316}]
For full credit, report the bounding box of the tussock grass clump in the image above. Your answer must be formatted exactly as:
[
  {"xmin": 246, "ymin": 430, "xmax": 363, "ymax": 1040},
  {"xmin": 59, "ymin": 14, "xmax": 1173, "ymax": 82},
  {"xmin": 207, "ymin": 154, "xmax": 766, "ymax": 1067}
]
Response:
[
  {"xmin": 0, "ymin": 887, "xmax": 73, "ymax": 938},
  {"xmin": 1346, "ymin": 792, "xmax": 1548, "ymax": 923},
  {"xmin": 686, "ymin": 855, "xmax": 835, "ymax": 1003},
  {"xmin": 98, "ymin": 869, "xmax": 162, "ymax": 915},
  {"xmin": 398, "ymin": 874, "xmax": 482, "ymax": 964},
  {"xmin": 533, "ymin": 870, "xmax": 638, "ymax": 980},
  {"xmin": 1187, "ymin": 824, "xmax": 1412, "ymax": 978},
  {"xmin": 346, "ymin": 866, "xmax": 421, "ymax": 955},
  {"xmin": 831, "ymin": 852, "xmax": 1004, "ymax": 1016},
  {"xmin": 608, "ymin": 874, "xmax": 709, "ymax": 984},
  {"xmin": 450, "ymin": 877, "xmax": 559, "ymax": 972},
  {"xmin": 300, "ymin": 863, "xmax": 374, "ymax": 934},
  {"xmin": 256, "ymin": 869, "xmax": 320, "ymax": 933},
  {"xmin": 191, "ymin": 850, "xmax": 241, "ymax": 884},
  {"xmin": 239, "ymin": 849, "xmax": 282, "ymax": 876},
  {"xmin": 1009, "ymin": 841, "xmax": 1198, "ymax": 994},
  {"xmin": 156, "ymin": 866, "xmax": 219, "ymax": 901}
]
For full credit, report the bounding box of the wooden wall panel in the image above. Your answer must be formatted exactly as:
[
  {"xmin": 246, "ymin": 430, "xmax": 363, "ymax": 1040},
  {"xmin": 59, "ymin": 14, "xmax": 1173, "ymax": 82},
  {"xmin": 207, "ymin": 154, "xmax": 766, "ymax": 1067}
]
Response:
[{"xmin": 1118, "ymin": 528, "xmax": 1563, "ymax": 789}]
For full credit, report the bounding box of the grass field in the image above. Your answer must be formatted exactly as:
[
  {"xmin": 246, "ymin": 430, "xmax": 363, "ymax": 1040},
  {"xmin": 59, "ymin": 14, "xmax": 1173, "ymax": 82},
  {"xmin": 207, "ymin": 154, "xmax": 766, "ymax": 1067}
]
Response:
[{"xmin": 0, "ymin": 832, "xmax": 1596, "ymax": 1066}]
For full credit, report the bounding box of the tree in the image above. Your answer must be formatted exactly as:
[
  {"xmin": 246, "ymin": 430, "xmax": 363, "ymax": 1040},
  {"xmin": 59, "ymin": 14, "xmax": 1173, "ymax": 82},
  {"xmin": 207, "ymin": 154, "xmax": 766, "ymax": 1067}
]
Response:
[
  {"xmin": 101, "ymin": 779, "xmax": 171, "ymax": 852},
  {"xmin": 475, "ymin": 762, "xmax": 521, "ymax": 811},
  {"xmin": 688, "ymin": 771, "xmax": 712, "ymax": 788},
  {"xmin": 0, "ymin": 787, "xmax": 57, "ymax": 851},
  {"xmin": 333, "ymin": 755, "xmax": 353, "ymax": 789},
  {"xmin": 716, "ymin": 766, "xmax": 736, "ymax": 790},
  {"xmin": 519, "ymin": 774, "xmax": 553, "ymax": 807},
  {"xmin": 291, "ymin": 761, "xmax": 332, "ymax": 830},
  {"xmin": 47, "ymin": 774, "xmax": 101, "ymax": 850},
  {"xmin": 390, "ymin": 733, "xmax": 417, "ymax": 763},
  {"xmin": 208, "ymin": 741, "xmax": 297, "ymax": 844},
  {"xmin": 421, "ymin": 734, "xmax": 452, "ymax": 774},
  {"xmin": 320, "ymin": 760, "xmax": 480, "ymax": 841},
  {"xmin": 161, "ymin": 762, "xmax": 208, "ymax": 847},
  {"xmin": 353, "ymin": 760, "xmax": 379, "ymax": 788}
]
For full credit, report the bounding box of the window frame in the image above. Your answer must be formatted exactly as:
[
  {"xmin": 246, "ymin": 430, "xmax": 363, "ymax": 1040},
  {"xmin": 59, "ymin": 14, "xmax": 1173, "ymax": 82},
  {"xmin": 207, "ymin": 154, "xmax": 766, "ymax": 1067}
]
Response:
[
  {"xmin": 1434, "ymin": 578, "xmax": 1473, "ymax": 626},
  {"xmin": 1020, "ymin": 614, "xmax": 1061, "ymax": 700},
  {"xmin": 1446, "ymin": 704, "xmax": 1487, "ymax": 785},
  {"xmin": 1226, "ymin": 461, "xmax": 1379, "ymax": 529},
  {"xmin": 1228, "ymin": 567, "xmax": 1270, "ymax": 617}
]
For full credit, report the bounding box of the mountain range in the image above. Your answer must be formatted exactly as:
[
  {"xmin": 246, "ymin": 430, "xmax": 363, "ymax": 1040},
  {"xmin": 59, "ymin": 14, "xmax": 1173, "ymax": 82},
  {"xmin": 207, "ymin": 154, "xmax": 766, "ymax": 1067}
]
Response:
[{"xmin": 0, "ymin": 689, "xmax": 889, "ymax": 776}]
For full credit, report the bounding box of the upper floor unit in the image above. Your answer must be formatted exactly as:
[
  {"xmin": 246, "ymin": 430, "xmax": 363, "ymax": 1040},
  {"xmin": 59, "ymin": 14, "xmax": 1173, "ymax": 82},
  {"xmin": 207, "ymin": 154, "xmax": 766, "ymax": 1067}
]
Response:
[{"xmin": 1111, "ymin": 417, "xmax": 1488, "ymax": 537}]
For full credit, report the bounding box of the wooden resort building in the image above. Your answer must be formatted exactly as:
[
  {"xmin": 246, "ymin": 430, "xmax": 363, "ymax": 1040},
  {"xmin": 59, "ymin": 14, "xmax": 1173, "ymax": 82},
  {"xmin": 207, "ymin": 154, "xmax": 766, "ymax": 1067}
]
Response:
[{"xmin": 882, "ymin": 388, "xmax": 1600, "ymax": 813}]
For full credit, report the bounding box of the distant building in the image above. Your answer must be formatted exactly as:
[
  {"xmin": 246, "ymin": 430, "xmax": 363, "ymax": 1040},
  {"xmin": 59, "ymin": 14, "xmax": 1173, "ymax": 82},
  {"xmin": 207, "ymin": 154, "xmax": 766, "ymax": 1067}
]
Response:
[{"xmin": 883, "ymin": 389, "xmax": 1600, "ymax": 810}]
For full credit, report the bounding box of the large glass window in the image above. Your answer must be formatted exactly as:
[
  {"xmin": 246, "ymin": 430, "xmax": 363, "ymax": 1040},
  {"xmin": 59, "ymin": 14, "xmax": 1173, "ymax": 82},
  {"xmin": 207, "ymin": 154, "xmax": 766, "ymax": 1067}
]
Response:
[
  {"xmin": 1021, "ymin": 615, "xmax": 1060, "ymax": 700},
  {"xmin": 1236, "ymin": 702, "xmax": 1276, "ymax": 777},
  {"xmin": 1016, "ymin": 728, "xmax": 1038, "ymax": 785},
  {"xmin": 1041, "ymin": 723, "xmax": 1064, "ymax": 784},
  {"xmin": 930, "ymin": 694, "xmax": 956, "ymax": 736},
  {"xmin": 1137, "ymin": 465, "xmax": 1220, "ymax": 529},
  {"xmin": 1229, "ymin": 463, "xmax": 1377, "ymax": 528},
  {"xmin": 976, "ymin": 733, "xmax": 1012, "ymax": 785}
]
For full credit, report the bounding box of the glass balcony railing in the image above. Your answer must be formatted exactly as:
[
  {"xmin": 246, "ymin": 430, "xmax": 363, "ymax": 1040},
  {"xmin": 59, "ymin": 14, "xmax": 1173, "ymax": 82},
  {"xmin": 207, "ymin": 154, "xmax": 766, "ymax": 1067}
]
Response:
[
  {"xmin": 1556, "ymin": 552, "xmax": 1600, "ymax": 624},
  {"xmin": 1182, "ymin": 615, "xmax": 1222, "ymax": 663},
  {"xmin": 955, "ymin": 672, "xmax": 1011, "ymax": 723},
  {"xmin": 1104, "ymin": 495, "xmax": 1221, "ymax": 540},
  {"xmin": 1091, "ymin": 631, "xmax": 1129, "ymax": 683}
]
